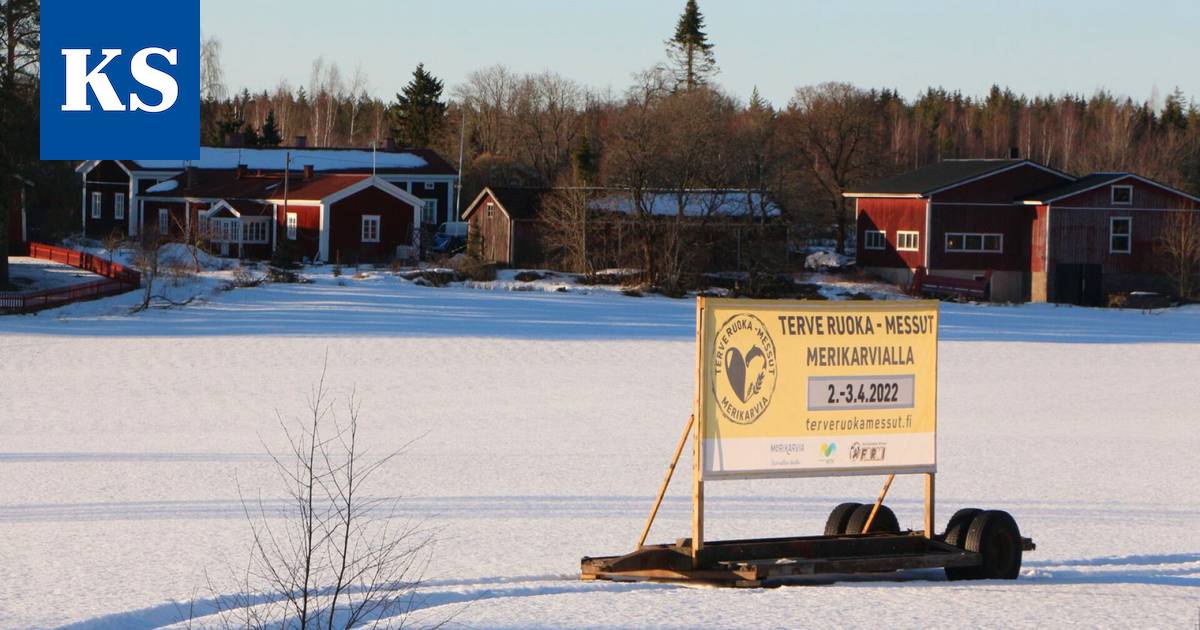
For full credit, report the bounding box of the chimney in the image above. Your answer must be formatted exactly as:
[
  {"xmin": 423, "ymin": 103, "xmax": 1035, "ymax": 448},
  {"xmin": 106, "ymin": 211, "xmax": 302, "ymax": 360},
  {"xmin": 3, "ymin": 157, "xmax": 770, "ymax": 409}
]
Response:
[
  {"xmin": 225, "ymin": 132, "xmax": 245, "ymax": 148},
  {"xmin": 185, "ymin": 166, "xmax": 197, "ymax": 188},
  {"xmin": 1009, "ymin": 146, "xmax": 1020, "ymax": 159},
  {"xmin": 294, "ymin": 135, "xmax": 307, "ymax": 148},
  {"xmin": 235, "ymin": 163, "xmax": 247, "ymax": 179},
  {"xmin": 303, "ymin": 164, "xmax": 314, "ymax": 180}
]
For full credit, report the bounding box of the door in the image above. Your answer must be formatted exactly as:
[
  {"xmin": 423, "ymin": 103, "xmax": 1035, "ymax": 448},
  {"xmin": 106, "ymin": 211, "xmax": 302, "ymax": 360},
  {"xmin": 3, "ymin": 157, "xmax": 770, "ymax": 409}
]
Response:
[{"xmin": 1054, "ymin": 263, "xmax": 1103, "ymax": 306}]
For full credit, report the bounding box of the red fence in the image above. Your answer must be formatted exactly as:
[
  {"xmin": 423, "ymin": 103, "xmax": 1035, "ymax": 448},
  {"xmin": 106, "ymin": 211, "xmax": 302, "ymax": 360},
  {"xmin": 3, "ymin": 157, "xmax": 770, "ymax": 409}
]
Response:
[{"xmin": 1, "ymin": 243, "xmax": 142, "ymax": 314}]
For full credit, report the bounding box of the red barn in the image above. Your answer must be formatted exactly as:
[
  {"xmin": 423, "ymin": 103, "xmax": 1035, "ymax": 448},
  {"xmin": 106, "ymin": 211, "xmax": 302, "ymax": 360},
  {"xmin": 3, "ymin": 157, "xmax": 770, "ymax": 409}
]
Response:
[
  {"xmin": 846, "ymin": 160, "xmax": 1200, "ymax": 303},
  {"xmin": 1021, "ymin": 173, "xmax": 1200, "ymax": 303}
]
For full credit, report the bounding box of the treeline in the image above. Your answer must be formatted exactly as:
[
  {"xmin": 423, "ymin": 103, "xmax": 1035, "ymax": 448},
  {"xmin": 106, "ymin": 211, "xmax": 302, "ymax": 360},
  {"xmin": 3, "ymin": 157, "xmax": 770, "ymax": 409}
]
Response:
[{"xmin": 202, "ymin": 53, "xmax": 1200, "ymax": 258}]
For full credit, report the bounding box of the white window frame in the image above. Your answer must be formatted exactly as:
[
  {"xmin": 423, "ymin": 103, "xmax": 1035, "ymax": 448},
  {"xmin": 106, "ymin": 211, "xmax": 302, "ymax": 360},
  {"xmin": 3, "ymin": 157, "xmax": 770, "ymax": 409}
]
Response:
[
  {"xmin": 422, "ymin": 199, "xmax": 438, "ymax": 224},
  {"xmin": 114, "ymin": 193, "xmax": 125, "ymax": 220},
  {"xmin": 1109, "ymin": 216, "xmax": 1132, "ymax": 254},
  {"xmin": 486, "ymin": 202, "xmax": 495, "ymax": 220},
  {"xmin": 896, "ymin": 230, "xmax": 920, "ymax": 251},
  {"xmin": 158, "ymin": 208, "xmax": 170, "ymax": 235},
  {"xmin": 91, "ymin": 191, "xmax": 102, "ymax": 219},
  {"xmin": 211, "ymin": 217, "xmax": 237, "ymax": 243},
  {"xmin": 863, "ymin": 230, "xmax": 886, "ymax": 250},
  {"xmin": 241, "ymin": 219, "xmax": 269, "ymax": 244},
  {"xmin": 944, "ymin": 232, "xmax": 1003, "ymax": 253},
  {"xmin": 423, "ymin": 181, "xmax": 435, "ymax": 190},
  {"xmin": 286, "ymin": 212, "xmax": 298, "ymax": 240},
  {"xmin": 1111, "ymin": 185, "xmax": 1133, "ymax": 206},
  {"xmin": 361, "ymin": 214, "xmax": 381, "ymax": 243}
]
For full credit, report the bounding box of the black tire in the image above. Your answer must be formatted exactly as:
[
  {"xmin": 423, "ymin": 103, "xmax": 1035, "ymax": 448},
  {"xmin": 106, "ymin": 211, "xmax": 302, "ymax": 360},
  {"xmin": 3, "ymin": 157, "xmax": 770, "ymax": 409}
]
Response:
[
  {"xmin": 943, "ymin": 507, "xmax": 985, "ymax": 581},
  {"xmin": 845, "ymin": 503, "xmax": 900, "ymax": 534},
  {"xmin": 944, "ymin": 508, "xmax": 983, "ymax": 548},
  {"xmin": 823, "ymin": 502, "xmax": 862, "ymax": 536},
  {"xmin": 963, "ymin": 510, "xmax": 1023, "ymax": 580}
]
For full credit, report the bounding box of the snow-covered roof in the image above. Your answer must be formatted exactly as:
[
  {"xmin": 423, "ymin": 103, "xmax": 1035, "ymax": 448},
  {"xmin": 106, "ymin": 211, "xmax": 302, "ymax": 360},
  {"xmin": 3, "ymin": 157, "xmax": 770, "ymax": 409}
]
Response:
[
  {"xmin": 145, "ymin": 179, "xmax": 178, "ymax": 193},
  {"xmin": 588, "ymin": 191, "xmax": 781, "ymax": 218},
  {"xmin": 128, "ymin": 147, "xmax": 428, "ymax": 172}
]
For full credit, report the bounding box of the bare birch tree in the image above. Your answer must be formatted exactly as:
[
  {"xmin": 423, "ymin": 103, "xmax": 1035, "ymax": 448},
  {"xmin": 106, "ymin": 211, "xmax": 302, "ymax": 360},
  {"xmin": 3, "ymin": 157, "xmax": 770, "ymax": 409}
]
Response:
[{"xmin": 1157, "ymin": 210, "xmax": 1200, "ymax": 299}]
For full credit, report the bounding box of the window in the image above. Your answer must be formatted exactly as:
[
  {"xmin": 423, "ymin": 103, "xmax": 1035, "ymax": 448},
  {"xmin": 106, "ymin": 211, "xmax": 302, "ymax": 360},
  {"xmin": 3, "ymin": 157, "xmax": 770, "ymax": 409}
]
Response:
[
  {"xmin": 485, "ymin": 202, "xmax": 495, "ymax": 220},
  {"xmin": 158, "ymin": 208, "xmax": 170, "ymax": 235},
  {"xmin": 286, "ymin": 212, "xmax": 298, "ymax": 240},
  {"xmin": 423, "ymin": 181, "xmax": 435, "ymax": 190},
  {"xmin": 216, "ymin": 218, "xmax": 236, "ymax": 242},
  {"xmin": 91, "ymin": 192, "xmax": 102, "ymax": 219},
  {"xmin": 1111, "ymin": 185, "xmax": 1133, "ymax": 205},
  {"xmin": 242, "ymin": 219, "xmax": 269, "ymax": 244},
  {"xmin": 1110, "ymin": 217, "xmax": 1132, "ymax": 253},
  {"xmin": 945, "ymin": 232, "xmax": 1003, "ymax": 253},
  {"xmin": 422, "ymin": 199, "xmax": 438, "ymax": 224},
  {"xmin": 361, "ymin": 215, "xmax": 381, "ymax": 242},
  {"xmin": 864, "ymin": 230, "xmax": 886, "ymax": 250},
  {"xmin": 896, "ymin": 231, "xmax": 920, "ymax": 251},
  {"xmin": 114, "ymin": 193, "xmax": 125, "ymax": 220}
]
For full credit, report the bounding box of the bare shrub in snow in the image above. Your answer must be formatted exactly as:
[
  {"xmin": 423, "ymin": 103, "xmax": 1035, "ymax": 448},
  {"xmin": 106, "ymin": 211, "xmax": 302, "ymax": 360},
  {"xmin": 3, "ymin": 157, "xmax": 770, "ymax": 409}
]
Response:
[
  {"xmin": 163, "ymin": 256, "xmax": 195, "ymax": 287},
  {"xmin": 209, "ymin": 366, "xmax": 435, "ymax": 630},
  {"xmin": 229, "ymin": 265, "xmax": 263, "ymax": 289}
]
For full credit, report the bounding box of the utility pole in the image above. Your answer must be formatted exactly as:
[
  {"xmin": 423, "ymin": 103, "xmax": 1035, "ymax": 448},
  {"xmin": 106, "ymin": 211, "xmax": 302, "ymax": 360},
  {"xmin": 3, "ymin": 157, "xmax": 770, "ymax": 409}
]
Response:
[
  {"xmin": 455, "ymin": 110, "xmax": 466, "ymax": 221},
  {"xmin": 281, "ymin": 151, "xmax": 290, "ymax": 255}
]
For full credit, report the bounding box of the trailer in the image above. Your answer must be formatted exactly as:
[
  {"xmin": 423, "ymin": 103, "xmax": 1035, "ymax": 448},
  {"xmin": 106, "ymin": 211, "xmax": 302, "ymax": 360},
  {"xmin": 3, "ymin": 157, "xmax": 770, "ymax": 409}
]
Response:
[
  {"xmin": 581, "ymin": 298, "xmax": 1034, "ymax": 587},
  {"xmin": 583, "ymin": 510, "xmax": 1036, "ymax": 587}
]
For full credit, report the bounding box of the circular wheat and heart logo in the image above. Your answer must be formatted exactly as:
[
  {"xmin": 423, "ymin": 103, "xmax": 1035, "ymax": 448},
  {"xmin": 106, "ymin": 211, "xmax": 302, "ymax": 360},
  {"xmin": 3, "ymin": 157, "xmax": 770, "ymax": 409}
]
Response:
[{"xmin": 712, "ymin": 313, "xmax": 778, "ymax": 425}]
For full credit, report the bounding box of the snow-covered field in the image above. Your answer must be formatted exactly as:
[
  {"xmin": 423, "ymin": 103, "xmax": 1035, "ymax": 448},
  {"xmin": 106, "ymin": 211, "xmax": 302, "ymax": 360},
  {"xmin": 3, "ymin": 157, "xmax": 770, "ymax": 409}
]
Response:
[
  {"xmin": 1, "ymin": 276, "xmax": 1198, "ymax": 629},
  {"xmin": 5, "ymin": 257, "xmax": 103, "ymax": 292}
]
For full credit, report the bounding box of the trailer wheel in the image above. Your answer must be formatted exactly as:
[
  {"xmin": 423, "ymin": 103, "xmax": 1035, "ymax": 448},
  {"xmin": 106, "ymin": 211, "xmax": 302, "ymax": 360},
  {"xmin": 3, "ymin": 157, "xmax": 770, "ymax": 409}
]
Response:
[
  {"xmin": 944, "ymin": 508, "xmax": 983, "ymax": 547},
  {"xmin": 845, "ymin": 503, "xmax": 900, "ymax": 534},
  {"xmin": 823, "ymin": 502, "xmax": 862, "ymax": 535},
  {"xmin": 963, "ymin": 510, "xmax": 1023, "ymax": 579},
  {"xmin": 943, "ymin": 508, "xmax": 985, "ymax": 580}
]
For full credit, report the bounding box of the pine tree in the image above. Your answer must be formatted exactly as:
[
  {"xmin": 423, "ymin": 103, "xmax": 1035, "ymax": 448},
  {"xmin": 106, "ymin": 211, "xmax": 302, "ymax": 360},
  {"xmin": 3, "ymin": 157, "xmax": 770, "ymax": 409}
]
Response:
[
  {"xmin": 666, "ymin": 0, "xmax": 717, "ymax": 90},
  {"xmin": 572, "ymin": 133, "xmax": 599, "ymax": 185},
  {"xmin": 388, "ymin": 63, "xmax": 447, "ymax": 148},
  {"xmin": 260, "ymin": 110, "xmax": 283, "ymax": 147}
]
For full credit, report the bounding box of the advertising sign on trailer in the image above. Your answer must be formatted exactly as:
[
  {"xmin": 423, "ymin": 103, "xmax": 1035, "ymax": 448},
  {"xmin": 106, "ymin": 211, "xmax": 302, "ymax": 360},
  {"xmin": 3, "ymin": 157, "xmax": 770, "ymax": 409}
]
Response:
[{"xmin": 698, "ymin": 298, "xmax": 939, "ymax": 479}]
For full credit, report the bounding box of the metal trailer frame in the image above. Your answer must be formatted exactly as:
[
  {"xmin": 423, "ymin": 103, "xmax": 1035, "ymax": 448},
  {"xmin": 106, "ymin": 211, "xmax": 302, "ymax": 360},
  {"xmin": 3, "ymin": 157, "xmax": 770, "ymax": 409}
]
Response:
[{"xmin": 582, "ymin": 530, "xmax": 1036, "ymax": 588}]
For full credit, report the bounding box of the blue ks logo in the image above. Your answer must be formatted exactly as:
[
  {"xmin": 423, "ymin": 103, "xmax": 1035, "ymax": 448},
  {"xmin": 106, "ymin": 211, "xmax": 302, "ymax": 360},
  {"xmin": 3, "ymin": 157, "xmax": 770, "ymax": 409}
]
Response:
[{"xmin": 40, "ymin": 0, "xmax": 199, "ymax": 160}]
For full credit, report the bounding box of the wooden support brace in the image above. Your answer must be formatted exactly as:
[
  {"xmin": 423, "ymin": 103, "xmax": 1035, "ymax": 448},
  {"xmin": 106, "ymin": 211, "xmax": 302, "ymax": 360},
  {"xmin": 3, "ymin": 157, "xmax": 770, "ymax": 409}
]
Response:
[
  {"xmin": 637, "ymin": 415, "xmax": 695, "ymax": 549},
  {"xmin": 861, "ymin": 474, "xmax": 895, "ymax": 534},
  {"xmin": 924, "ymin": 472, "xmax": 936, "ymax": 539}
]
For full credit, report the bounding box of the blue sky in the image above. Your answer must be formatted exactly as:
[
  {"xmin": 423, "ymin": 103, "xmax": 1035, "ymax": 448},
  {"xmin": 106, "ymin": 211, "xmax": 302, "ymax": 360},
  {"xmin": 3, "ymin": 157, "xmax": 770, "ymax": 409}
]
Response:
[{"xmin": 201, "ymin": 0, "xmax": 1199, "ymax": 108}]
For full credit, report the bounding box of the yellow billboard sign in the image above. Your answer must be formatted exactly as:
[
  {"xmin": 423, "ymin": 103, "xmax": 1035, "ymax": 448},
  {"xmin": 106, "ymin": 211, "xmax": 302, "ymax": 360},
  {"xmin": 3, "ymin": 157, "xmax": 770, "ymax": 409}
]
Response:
[{"xmin": 698, "ymin": 298, "xmax": 939, "ymax": 479}]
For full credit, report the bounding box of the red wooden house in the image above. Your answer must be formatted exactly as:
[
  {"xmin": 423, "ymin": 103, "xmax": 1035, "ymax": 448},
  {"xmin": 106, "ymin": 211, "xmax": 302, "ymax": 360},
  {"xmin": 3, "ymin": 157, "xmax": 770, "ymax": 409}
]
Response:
[
  {"xmin": 846, "ymin": 159, "xmax": 1200, "ymax": 303},
  {"xmin": 75, "ymin": 144, "xmax": 458, "ymax": 261},
  {"xmin": 139, "ymin": 167, "xmax": 425, "ymax": 263}
]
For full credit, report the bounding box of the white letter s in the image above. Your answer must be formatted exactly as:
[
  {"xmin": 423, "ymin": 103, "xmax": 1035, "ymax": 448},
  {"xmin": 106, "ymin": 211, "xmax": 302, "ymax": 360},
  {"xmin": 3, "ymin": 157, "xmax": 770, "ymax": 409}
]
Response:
[{"xmin": 129, "ymin": 48, "xmax": 178, "ymax": 113}]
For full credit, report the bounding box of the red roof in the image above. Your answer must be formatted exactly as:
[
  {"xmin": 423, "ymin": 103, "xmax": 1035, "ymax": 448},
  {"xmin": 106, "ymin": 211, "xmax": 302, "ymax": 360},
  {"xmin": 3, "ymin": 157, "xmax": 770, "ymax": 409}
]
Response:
[{"xmin": 141, "ymin": 170, "xmax": 374, "ymax": 203}]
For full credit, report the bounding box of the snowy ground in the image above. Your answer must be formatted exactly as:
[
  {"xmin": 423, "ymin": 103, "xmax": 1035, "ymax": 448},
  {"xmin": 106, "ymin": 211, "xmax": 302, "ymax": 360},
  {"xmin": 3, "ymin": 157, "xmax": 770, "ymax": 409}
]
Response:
[
  {"xmin": 1, "ymin": 276, "xmax": 1198, "ymax": 629},
  {"xmin": 5, "ymin": 257, "xmax": 103, "ymax": 292}
]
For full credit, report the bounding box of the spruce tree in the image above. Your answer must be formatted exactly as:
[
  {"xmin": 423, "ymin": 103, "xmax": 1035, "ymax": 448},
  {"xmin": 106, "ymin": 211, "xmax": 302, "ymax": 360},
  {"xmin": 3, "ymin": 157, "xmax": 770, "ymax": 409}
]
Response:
[
  {"xmin": 666, "ymin": 0, "xmax": 717, "ymax": 90},
  {"xmin": 749, "ymin": 86, "xmax": 768, "ymax": 112},
  {"xmin": 388, "ymin": 63, "xmax": 447, "ymax": 148},
  {"xmin": 260, "ymin": 110, "xmax": 283, "ymax": 147},
  {"xmin": 572, "ymin": 134, "xmax": 599, "ymax": 185}
]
